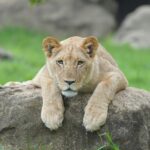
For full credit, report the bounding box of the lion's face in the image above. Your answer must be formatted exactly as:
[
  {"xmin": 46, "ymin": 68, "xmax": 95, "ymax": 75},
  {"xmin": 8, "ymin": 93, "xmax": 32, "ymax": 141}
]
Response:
[{"xmin": 43, "ymin": 36, "xmax": 99, "ymax": 97}]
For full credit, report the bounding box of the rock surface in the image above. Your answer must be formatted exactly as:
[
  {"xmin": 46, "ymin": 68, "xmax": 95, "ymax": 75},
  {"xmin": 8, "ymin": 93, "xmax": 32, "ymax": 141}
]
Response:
[
  {"xmin": 115, "ymin": 6, "xmax": 150, "ymax": 48},
  {"xmin": 0, "ymin": 0, "xmax": 116, "ymax": 37},
  {"xmin": 0, "ymin": 48, "xmax": 13, "ymax": 60},
  {"xmin": 0, "ymin": 85, "xmax": 150, "ymax": 150}
]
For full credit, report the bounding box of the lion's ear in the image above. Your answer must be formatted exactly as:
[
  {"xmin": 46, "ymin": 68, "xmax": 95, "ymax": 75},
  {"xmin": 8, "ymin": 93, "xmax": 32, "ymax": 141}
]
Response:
[
  {"xmin": 42, "ymin": 36, "xmax": 61, "ymax": 57},
  {"xmin": 81, "ymin": 36, "xmax": 99, "ymax": 58}
]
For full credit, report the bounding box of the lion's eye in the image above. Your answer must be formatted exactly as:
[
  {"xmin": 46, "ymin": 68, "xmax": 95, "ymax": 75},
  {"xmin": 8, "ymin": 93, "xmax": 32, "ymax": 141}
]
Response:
[
  {"xmin": 57, "ymin": 60, "xmax": 63, "ymax": 65},
  {"xmin": 77, "ymin": 60, "xmax": 85, "ymax": 66}
]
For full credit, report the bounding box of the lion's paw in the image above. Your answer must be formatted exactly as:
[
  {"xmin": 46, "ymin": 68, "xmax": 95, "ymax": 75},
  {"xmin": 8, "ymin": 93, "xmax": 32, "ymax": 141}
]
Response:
[
  {"xmin": 83, "ymin": 104, "xmax": 108, "ymax": 132},
  {"xmin": 41, "ymin": 106, "xmax": 64, "ymax": 130}
]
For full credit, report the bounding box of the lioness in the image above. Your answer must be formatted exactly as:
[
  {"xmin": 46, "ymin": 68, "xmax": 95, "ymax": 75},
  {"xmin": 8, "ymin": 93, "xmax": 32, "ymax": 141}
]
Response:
[{"xmin": 7, "ymin": 36, "xmax": 128, "ymax": 132}]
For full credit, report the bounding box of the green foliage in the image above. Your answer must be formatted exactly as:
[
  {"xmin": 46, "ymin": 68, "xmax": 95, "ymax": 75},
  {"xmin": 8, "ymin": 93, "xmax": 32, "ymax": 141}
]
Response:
[
  {"xmin": 0, "ymin": 27, "xmax": 46, "ymax": 83},
  {"xmin": 97, "ymin": 132, "xmax": 119, "ymax": 150},
  {"xmin": 102, "ymin": 37, "xmax": 150, "ymax": 91},
  {"xmin": 29, "ymin": 0, "xmax": 44, "ymax": 5}
]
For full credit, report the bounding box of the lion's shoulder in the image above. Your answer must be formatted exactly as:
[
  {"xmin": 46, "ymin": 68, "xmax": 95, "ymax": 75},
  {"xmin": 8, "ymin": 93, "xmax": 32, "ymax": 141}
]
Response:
[{"xmin": 96, "ymin": 44, "xmax": 118, "ymax": 67}]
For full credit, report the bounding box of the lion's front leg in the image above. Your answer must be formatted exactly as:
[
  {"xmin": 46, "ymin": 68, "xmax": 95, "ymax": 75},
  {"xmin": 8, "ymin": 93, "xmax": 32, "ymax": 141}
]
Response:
[
  {"xmin": 41, "ymin": 78, "xmax": 64, "ymax": 130},
  {"xmin": 83, "ymin": 72, "xmax": 128, "ymax": 132},
  {"xmin": 83, "ymin": 95, "xmax": 108, "ymax": 132}
]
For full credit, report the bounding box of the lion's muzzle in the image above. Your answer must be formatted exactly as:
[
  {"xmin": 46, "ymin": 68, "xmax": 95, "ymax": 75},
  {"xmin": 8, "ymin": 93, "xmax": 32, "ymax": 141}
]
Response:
[{"xmin": 62, "ymin": 88, "xmax": 78, "ymax": 97}]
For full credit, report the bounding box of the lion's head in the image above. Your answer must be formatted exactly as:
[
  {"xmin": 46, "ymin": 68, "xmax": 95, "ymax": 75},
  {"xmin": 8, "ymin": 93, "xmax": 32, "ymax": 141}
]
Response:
[{"xmin": 42, "ymin": 36, "xmax": 99, "ymax": 97}]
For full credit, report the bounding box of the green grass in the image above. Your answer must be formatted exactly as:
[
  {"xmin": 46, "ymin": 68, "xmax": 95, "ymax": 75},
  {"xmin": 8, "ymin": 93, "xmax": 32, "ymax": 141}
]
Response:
[
  {"xmin": 0, "ymin": 27, "xmax": 46, "ymax": 83},
  {"xmin": 0, "ymin": 26, "xmax": 150, "ymax": 91},
  {"xmin": 102, "ymin": 37, "xmax": 150, "ymax": 91},
  {"xmin": 97, "ymin": 132, "xmax": 119, "ymax": 150}
]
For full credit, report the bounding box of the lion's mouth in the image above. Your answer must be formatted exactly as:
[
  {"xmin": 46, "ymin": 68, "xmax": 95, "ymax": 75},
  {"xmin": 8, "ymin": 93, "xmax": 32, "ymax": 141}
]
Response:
[{"xmin": 62, "ymin": 88, "xmax": 78, "ymax": 97}]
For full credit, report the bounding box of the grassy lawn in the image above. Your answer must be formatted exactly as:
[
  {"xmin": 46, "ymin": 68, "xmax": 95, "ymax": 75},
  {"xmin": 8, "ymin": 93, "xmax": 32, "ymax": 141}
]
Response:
[
  {"xmin": 0, "ymin": 27, "xmax": 150, "ymax": 91},
  {"xmin": 102, "ymin": 37, "xmax": 150, "ymax": 91}
]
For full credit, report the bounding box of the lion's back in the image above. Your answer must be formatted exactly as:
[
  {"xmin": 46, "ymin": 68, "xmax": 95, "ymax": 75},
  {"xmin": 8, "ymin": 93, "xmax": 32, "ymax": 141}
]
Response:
[{"xmin": 97, "ymin": 44, "xmax": 118, "ymax": 67}]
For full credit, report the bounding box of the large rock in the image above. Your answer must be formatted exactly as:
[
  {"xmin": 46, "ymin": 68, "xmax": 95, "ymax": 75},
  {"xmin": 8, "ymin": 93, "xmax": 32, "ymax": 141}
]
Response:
[
  {"xmin": 0, "ymin": 48, "xmax": 13, "ymax": 60},
  {"xmin": 0, "ymin": 0, "xmax": 116, "ymax": 37},
  {"xmin": 0, "ymin": 85, "xmax": 150, "ymax": 150},
  {"xmin": 83, "ymin": 0, "xmax": 118, "ymax": 14},
  {"xmin": 115, "ymin": 6, "xmax": 150, "ymax": 48}
]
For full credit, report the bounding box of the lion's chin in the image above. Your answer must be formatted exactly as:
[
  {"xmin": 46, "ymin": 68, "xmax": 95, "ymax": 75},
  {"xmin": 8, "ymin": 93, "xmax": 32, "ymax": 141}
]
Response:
[{"xmin": 62, "ymin": 90, "xmax": 78, "ymax": 98}]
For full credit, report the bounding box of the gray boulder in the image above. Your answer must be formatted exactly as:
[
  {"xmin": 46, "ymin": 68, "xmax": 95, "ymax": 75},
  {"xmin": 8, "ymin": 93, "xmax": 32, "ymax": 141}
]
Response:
[
  {"xmin": 0, "ymin": 48, "xmax": 13, "ymax": 60},
  {"xmin": 85, "ymin": 0, "xmax": 118, "ymax": 14},
  {"xmin": 115, "ymin": 6, "xmax": 150, "ymax": 48},
  {"xmin": 0, "ymin": 85, "xmax": 150, "ymax": 150},
  {"xmin": 0, "ymin": 0, "xmax": 116, "ymax": 37}
]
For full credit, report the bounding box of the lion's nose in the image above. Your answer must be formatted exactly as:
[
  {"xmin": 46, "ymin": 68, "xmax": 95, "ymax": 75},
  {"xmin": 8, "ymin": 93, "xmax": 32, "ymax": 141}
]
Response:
[{"xmin": 64, "ymin": 80, "xmax": 75, "ymax": 85}]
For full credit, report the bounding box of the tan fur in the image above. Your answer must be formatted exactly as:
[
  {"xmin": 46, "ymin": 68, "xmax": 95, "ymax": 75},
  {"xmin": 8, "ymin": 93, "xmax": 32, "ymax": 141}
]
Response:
[
  {"xmin": 34, "ymin": 36, "xmax": 128, "ymax": 131},
  {"xmin": 6, "ymin": 36, "xmax": 128, "ymax": 132}
]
